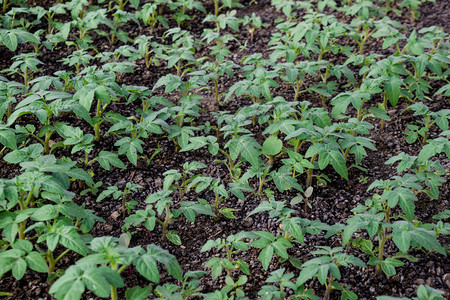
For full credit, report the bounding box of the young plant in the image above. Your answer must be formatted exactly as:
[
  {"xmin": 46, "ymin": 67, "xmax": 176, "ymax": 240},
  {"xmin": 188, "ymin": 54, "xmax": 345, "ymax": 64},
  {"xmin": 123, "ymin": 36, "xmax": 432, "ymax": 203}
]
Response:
[
  {"xmin": 57, "ymin": 124, "xmax": 125, "ymax": 171},
  {"xmin": 296, "ymin": 246, "xmax": 365, "ymax": 300},
  {"xmin": 137, "ymin": 1, "xmax": 168, "ymax": 35},
  {"xmin": 154, "ymin": 271, "xmax": 206, "ymax": 299},
  {"xmin": 6, "ymin": 90, "xmax": 91, "ymax": 154},
  {"xmin": 1, "ymin": 52, "xmax": 43, "ymax": 86},
  {"xmin": 203, "ymin": 9, "xmax": 241, "ymax": 34},
  {"xmin": 242, "ymin": 13, "xmax": 267, "ymax": 42},
  {"xmin": 96, "ymin": 9, "xmax": 138, "ymax": 44},
  {"xmin": 201, "ymin": 231, "xmax": 253, "ymax": 279},
  {"xmin": 168, "ymin": 0, "xmax": 206, "ymax": 27},
  {"xmin": 157, "ymin": 28, "xmax": 199, "ymax": 77},
  {"xmin": 0, "ymin": 77, "xmax": 23, "ymax": 120},
  {"xmin": 72, "ymin": 69, "xmax": 117, "ymax": 141},
  {"xmin": 212, "ymin": 0, "xmax": 243, "ymax": 16},
  {"xmin": 162, "ymin": 161, "xmax": 207, "ymax": 199},
  {"xmin": 402, "ymin": 103, "xmax": 449, "ymax": 146},
  {"xmin": 97, "ymin": 182, "xmax": 142, "ymax": 216},
  {"xmin": 60, "ymin": 49, "xmax": 94, "ymax": 75},
  {"xmin": 344, "ymin": 178, "xmax": 446, "ymax": 277},
  {"xmin": 50, "ymin": 236, "xmax": 182, "ymax": 300},
  {"xmin": 134, "ymin": 35, "xmax": 162, "ymax": 69}
]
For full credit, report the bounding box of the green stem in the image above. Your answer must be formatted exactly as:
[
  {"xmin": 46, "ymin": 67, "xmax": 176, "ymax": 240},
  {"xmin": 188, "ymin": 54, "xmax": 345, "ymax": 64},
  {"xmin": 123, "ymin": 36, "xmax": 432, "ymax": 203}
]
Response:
[
  {"xmin": 213, "ymin": 193, "xmax": 220, "ymax": 217},
  {"xmin": 122, "ymin": 189, "xmax": 128, "ymax": 216},
  {"xmin": 44, "ymin": 131, "xmax": 52, "ymax": 154},
  {"xmin": 24, "ymin": 69, "xmax": 29, "ymax": 87},
  {"xmin": 47, "ymin": 249, "xmax": 55, "ymax": 276},
  {"xmin": 162, "ymin": 204, "xmax": 170, "ymax": 240},
  {"xmin": 94, "ymin": 99, "xmax": 102, "ymax": 141},
  {"xmin": 177, "ymin": 60, "xmax": 181, "ymax": 77},
  {"xmin": 84, "ymin": 151, "xmax": 89, "ymax": 170},
  {"xmin": 294, "ymin": 139, "xmax": 303, "ymax": 153},
  {"xmin": 359, "ymin": 27, "xmax": 371, "ymax": 55},
  {"xmin": 343, "ymin": 147, "xmax": 350, "ymax": 162},
  {"xmin": 376, "ymin": 206, "xmax": 390, "ymax": 275},
  {"xmin": 54, "ymin": 249, "xmax": 70, "ymax": 265},
  {"xmin": 111, "ymin": 286, "xmax": 118, "ymax": 300},
  {"xmin": 324, "ymin": 274, "xmax": 334, "ymax": 300},
  {"xmin": 214, "ymin": 77, "xmax": 220, "ymax": 105},
  {"xmin": 214, "ymin": 0, "xmax": 219, "ymax": 16},
  {"xmin": 422, "ymin": 116, "xmax": 430, "ymax": 145},
  {"xmin": 218, "ymin": 148, "xmax": 235, "ymax": 179},
  {"xmin": 257, "ymin": 176, "xmax": 265, "ymax": 194},
  {"xmin": 24, "ymin": 190, "xmax": 34, "ymax": 208},
  {"xmin": 381, "ymin": 92, "xmax": 388, "ymax": 130},
  {"xmin": 293, "ymin": 80, "xmax": 300, "ymax": 102},
  {"xmin": 306, "ymin": 153, "xmax": 318, "ymax": 188}
]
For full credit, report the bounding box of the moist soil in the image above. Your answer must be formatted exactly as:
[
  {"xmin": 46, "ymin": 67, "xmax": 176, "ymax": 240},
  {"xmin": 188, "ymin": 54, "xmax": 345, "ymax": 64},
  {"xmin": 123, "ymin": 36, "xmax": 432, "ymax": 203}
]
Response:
[{"xmin": 0, "ymin": 0, "xmax": 449, "ymax": 299}]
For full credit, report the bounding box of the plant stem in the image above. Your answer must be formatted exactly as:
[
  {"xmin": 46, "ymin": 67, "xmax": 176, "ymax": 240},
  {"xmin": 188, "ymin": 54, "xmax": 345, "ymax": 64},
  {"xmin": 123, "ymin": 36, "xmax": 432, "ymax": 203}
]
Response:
[
  {"xmin": 44, "ymin": 131, "xmax": 52, "ymax": 154},
  {"xmin": 47, "ymin": 249, "xmax": 55, "ymax": 276},
  {"xmin": 94, "ymin": 99, "xmax": 102, "ymax": 141},
  {"xmin": 214, "ymin": 0, "xmax": 219, "ymax": 16},
  {"xmin": 324, "ymin": 275, "xmax": 334, "ymax": 300},
  {"xmin": 162, "ymin": 204, "xmax": 170, "ymax": 240},
  {"xmin": 214, "ymin": 78, "xmax": 220, "ymax": 105},
  {"xmin": 122, "ymin": 189, "xmax": 128, "ymax": 216},
  {"xmin": 111, "ymin": 286, "xmax": 118, "ymax": 300},
  {"xmin": 213, "ymin": 193, "xmax": 220, "ymax": 217},
  {"xmin": 218, "ymin": 148, "xmax": 236, "ymax": 179},
  {"xmin": 257, "ymin": 176, "xmax": 265, "ymax": 194},
  {"xmin": 381, "ymin": 92, "xmax": 388, "ymax": 130},
  {"xmin": 306, "ymin": 153, "xmax": 318, "ymax": 188},
  {"xmin": 376, "ymin": 206, "xmax": 390, "ymax": 275},
  {"xmin": 422, "ymin": 115, "xmax": 430, "ymax": 145}
]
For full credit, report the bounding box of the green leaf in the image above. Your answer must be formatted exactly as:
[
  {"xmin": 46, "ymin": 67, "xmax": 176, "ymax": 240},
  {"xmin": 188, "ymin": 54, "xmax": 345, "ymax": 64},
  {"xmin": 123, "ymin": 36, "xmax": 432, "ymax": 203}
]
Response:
[
  {"xmin": 262, "ymin": 136, "xmax": 283, "ymax": 156},
  {"xmin": 125, "ymin": 286, "xmax": 152, "ymax": 300},
  {"xmin": 329, "ymin": 150, "xmax": 348, "ymax": 180},
  {"xmin": 258, "ymin": 245, "xmax": 273, "ymax": 270},
  {"xmin": 82, "ymin": 268, "xmax": 112, "ymax": 298},
  {"xmin": 238, "ymin": 136, "xmax": 260, "ymax": 168},
  {"xmin": 317, "ymin": 264, "xmax": 329, "ymax": 285},
  {"xmin": 381, "ymin": 258, "xmax": 404, "ymax": 276},
  {"xmin": 97, "ymin": 151, "xmax": 126, "ymax": 170},
  {"xmin": 247, "ymin": 201, "xmax": 273, "ymax": 218},
  {"xmin": 296, "ymin": 264, "xmax": 319, "ymax": 286},
  {"xmin": 54, "ymin": 279, "xmax": 85, "ymax": 300},
  {"xmin": 135, "ymin": 254, "xmax": 159, "ymax": 283},
  {"xmin": 166, "ymin": 232, "xmax": 182, "ymax": 245},
  {"xmin": 145, "ymin": 244, "xmax": 182, "ymax": 281},
  {"xmin": 25, "ymin": 252, "xmax": 48, "ymax": 273},
  {"xmin": 0, "ymin": 30, "xmax": 18, "ymax": 51},
  {"xmin": 129, "ymin": 0, "xmax": 140, "ymax": 8},
  {"xmin": 11, "ymin": 258, "xmax": 26, "ymax": 280},
  {"xmin": 31, "ymin": 205, "xmax": 58, "ymax": 221},
  {"xmin": 385, "ymin": 76, "xmax": 401, "ymax": 107},
  {"xmin": 0, "ymin": 127, "xmax": 17, "ymax": 150},
  {"xmin": 272, "ymin": 239, "xmax": 289, "ymax": 259},
  {"xmin": 201, "ymin": 240, "xmax": 218, "ymax": 253}
]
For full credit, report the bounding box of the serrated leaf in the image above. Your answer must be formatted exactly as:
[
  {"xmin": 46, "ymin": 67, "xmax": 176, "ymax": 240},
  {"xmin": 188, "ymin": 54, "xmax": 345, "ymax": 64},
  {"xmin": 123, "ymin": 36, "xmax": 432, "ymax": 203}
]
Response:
[{"xmin": 258, "ymin": 245, "xmax": 273, "ymax": 270}]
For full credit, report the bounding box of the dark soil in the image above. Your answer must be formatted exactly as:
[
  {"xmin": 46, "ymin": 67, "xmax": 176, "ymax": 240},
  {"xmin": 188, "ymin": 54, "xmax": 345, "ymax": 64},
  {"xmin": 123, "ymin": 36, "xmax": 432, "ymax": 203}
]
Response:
[{"xmin": 0, "ymin": 0, "xmax": 449, "ymax": 299}]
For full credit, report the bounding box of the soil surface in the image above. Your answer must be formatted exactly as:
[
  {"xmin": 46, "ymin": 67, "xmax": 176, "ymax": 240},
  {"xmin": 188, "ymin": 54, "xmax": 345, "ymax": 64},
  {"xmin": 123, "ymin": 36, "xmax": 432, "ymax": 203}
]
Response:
[{"xmin": 0, "ymin": 0, "xmax": 449, "ymax": 299}]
